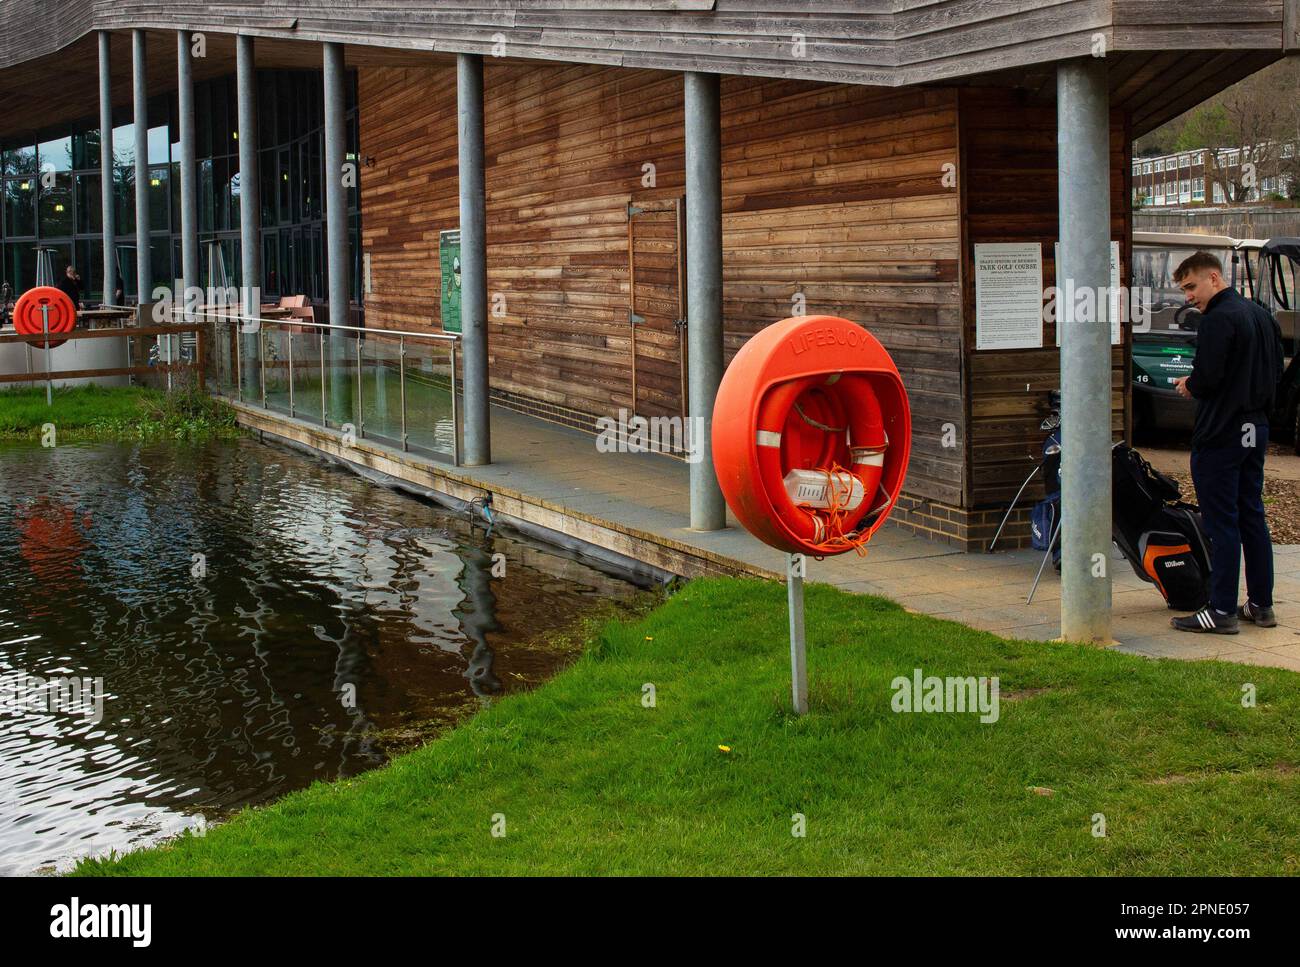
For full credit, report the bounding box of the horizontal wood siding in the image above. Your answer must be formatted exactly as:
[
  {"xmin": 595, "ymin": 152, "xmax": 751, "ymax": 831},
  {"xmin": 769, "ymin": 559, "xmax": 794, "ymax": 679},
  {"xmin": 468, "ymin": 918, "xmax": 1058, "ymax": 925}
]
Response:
[
  {"xmin": 359, "ymin": 63, "xmax": 964, "ymax": 506},
  {"xmin": 960, "ymin": 87, "xmax": 1131, "ymax": 511},
  {"xmin": 719, "ymin": 80, "xmax": 963, "ymax": 506},
  {"xmin": 0, "ymin": 1, "xmax": 1285, "ymax": 87}
]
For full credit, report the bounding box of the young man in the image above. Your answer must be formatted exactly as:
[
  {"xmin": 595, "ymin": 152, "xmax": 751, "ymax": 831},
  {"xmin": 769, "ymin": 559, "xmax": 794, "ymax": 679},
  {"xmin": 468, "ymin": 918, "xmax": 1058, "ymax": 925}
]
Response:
[{"xmin": 1170, "ymin": 251, "xmax": 1284, "ymax": 633}]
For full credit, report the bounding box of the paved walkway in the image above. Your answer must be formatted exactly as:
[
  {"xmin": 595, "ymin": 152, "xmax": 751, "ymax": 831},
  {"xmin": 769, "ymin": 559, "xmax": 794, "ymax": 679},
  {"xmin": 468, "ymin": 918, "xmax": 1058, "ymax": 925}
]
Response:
[{"xmin": 475, "ymin": 406, "xmax": 1300, "ymax": 674}]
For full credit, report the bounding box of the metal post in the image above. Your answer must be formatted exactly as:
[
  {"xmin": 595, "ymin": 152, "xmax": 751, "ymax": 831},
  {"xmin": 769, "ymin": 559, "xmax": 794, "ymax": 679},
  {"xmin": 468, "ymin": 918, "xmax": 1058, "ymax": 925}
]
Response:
[
  {"xmin": 685, "ymin": 71, "xmax": 725, "ymax": 531},
  {"xmin": 450, "ymin": 342, "xmax": 460, "ymax": 466},
  {"xmin": 236, "ymin": 34, "xmax": 262, "ymax": 397},
  {"xmin": 319, "ymin": 330, "xmax": 327, "ymax": 427},
  {"xmin": 98, "ymin": 32, "xmax": 115, "ymax": 309},
  {"xmin": 41, "ymin": 306, "xmax": 52, "ymax": 406},
  {"xmin": 323, "ymin": 42, "xmax": 351, "ymax": 422},
  {"xmin": 177, "ymin": 32, "xmax": 199, "ymax": 320},
  {"xmin": 1058, "ymin": 58, "xmax": 1113, "ymax": 644},
  {"xmin": 399, "ymin": 335, "xmax": 408, "ymax": 451},
  {"xmin": 132, "ymin": 29, "xmax": 152, "ymax": 322},
  {"xmin": 787, "ymin": 554, "xmax": 808, "ymax": 715},
  {"xmin": 356, "ymin": 333, "xmax": 364, "ymax": 437},
  {"xmin": 458, "ymin": 53, "xmax": 490, "ymax": 466},
  {"xmin": 260, "ymin": 325, "xmax": 267, "ymax": 408},
  {"xmin": 287, "ymin": 326, "xmax": 295, "ymax": 417},
  {"xmin": 234, "ymin": 319, "xmax": 242, "ymax": 402}
]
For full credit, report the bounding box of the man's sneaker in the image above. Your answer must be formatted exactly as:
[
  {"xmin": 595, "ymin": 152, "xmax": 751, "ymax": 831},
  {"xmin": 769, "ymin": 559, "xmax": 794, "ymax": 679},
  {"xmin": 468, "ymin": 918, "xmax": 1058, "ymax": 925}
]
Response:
[
  {"xmin": 1171, "ymin": 607, "xmax": 1239, "ymax": 634},
  {"xmin": 1238, "ymin": 602, "xmax": 1278, "ymax": 628}
]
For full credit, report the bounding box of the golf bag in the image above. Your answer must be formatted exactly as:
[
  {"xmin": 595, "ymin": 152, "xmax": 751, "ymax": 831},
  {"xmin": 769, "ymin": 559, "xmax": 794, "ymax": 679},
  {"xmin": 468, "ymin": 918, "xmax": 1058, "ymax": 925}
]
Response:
[
  {"xmin": 1111, "ymin": 443, "xmax": 1212, "ymax": 611},
  {"xmin": 1029, "ymin": 427, "xmax": 1063, "ymax": 570}
]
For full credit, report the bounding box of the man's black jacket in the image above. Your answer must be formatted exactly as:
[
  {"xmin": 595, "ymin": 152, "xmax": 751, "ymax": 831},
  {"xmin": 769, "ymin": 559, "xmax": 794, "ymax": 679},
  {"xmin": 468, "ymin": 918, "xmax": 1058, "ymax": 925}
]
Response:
[{"xmin": 1186, "ymin": 287, "xmax": 1284, "ymax": 450}]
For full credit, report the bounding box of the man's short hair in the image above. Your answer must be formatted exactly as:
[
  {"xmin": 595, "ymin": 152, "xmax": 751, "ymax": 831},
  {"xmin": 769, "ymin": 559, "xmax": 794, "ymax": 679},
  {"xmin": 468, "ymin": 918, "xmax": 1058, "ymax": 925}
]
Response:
[{"xmin": 1173, "ymin": 250, "xmax": 1223, "ymax": 282}]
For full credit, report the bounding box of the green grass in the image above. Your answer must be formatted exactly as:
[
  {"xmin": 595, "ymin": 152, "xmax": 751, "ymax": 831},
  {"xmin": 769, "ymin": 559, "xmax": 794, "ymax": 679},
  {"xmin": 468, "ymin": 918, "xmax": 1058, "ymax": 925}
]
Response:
[
  {"xmin": 0, "ymin": 383, "xmax": 239, "ymax": 441},
  {"xmin": 76, "ymin": 578, "xmax": 1300, "ymax": 876}
]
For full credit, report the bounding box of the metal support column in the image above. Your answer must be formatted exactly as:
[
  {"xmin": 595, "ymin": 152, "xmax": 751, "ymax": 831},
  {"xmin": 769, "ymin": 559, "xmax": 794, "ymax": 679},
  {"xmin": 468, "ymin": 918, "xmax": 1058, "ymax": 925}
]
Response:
[
  {"xmin": 132, "ymin": 29, "xmax": 152, "ymax": 325},
  {"xmin": 684, "ymin": 71, "xmax": 725, "ymax": 531},
  {"xmin": 236, "ymin": 34, "xmax": 262, "ymax": 397},
  {"xmin": 458, "ymin": 53, "xmax": 490, "ymax": 466},
  {"xmin": 323, "ymin": 41, "xmax": 351, "ymax": 425},
  {"xmin": 98, "ymin": 32, "xmax": 115, "ymax": 309},
  {"xmin": 1057, "ymin": 58, "xmax": 1113, "ymax": 644},
  {"xmin": 177, "ymin": 32, "xmax": 199, "ymax": 319}
]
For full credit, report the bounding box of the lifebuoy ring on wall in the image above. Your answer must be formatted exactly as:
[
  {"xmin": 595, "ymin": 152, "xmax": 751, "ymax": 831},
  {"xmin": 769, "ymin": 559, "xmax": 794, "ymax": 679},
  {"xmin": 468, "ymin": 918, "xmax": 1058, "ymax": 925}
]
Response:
[
  {"xmin": 712, "ymin": 315, "xmax": 911, "ymax": 557},
  {"xmin": 13, "ymin": 286, "xmax": 76, "ymax": 350}
]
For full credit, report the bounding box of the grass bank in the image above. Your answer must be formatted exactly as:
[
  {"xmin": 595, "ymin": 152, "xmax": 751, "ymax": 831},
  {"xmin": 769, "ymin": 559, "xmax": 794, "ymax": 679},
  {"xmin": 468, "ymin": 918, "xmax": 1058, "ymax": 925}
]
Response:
[
  {"xmin": 0, "ymin": 383, "xmax": 239, "ymax": 441},
  {"xmin": 79, "ymin": 578, "xmax": 1300, "ymax": 876}
]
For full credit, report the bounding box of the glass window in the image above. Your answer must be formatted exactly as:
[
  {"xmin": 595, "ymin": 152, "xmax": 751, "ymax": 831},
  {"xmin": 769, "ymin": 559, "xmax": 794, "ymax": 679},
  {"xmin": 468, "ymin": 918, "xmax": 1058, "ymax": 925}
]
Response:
[
  {"xmin": 38, "ymin": 135, "xmax": 73, "ymax": 174},
  {"xmin": 5, "ymin": 243, "xmax": 37, "ymax": 291},
  {"xmin": 208, "ymin": 83, "xmax": 228, "ymax": 159},
  {"xmin": 149, "ymin": 165, "xmax": 170, "ymax": 232},
  {"xmin": 76, "ymin": 173, "xmax": 102, "ymax": 233},
  {"xmin": 2, "ymin": 144, "xmax": 37, "ymax": 177},
  {"xmin": 39, "ymin": 172, "xmax": 74, "ymax": 236},
  {"xmin": 231, "ymin": 166, "xmax": 242, "ymax": 229},
  {"xmin": 213, "ymin": 157, "xmax": 232, "ymax": 231},
  {"xmin": 114, "ymin": 167, "xmax": 136, "ymax": 235},
  {"xmin": 259, "ymin": 73, "xmax": 277, "ymax": 147},
  {"xmin": 260, "ymin": 148, "xmax": 277, "ymax": 226},
  {"xmin": 4, "ymin": 177, "xmax": 36, "ymax": 236},
  {"xmin": 262, "ymin": 231, "xmax": 280, "ymax": 297},
  {"xmin": 196, "ymin": 83, "xmax": 212, "ymax": 157},
  {"xmin": 148, "ymin": 121, "xmax": 170, "ymax": 166},
  {"xmin": 198, "ymin": 159, "xmax": 214, "ymax": 233},
  {"xmin": 76, "ymin": 238, "xmax": 105, "ymax": 303},
  {"xmin": 73, "ymin": 130, "xmax": 99, "ymax": 170},
  {"xmin": 112, "ymin": 122, "xmax": 135, "ymax": 169}
]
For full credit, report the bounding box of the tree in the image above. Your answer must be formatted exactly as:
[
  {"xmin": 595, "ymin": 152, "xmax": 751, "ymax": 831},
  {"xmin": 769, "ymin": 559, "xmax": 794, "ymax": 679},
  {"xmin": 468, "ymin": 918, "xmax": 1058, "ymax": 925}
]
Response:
[{"xmin": 1137, "ymin": 60, "xmax": 1300, "ymax": 203}]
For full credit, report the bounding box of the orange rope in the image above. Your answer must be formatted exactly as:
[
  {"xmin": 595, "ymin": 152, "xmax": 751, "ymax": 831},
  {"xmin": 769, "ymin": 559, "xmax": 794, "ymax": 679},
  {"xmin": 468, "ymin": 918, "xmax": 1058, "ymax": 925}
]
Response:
[{"xmin": 793, "ymin": 463, "xmax": 872, "ymax": 558}]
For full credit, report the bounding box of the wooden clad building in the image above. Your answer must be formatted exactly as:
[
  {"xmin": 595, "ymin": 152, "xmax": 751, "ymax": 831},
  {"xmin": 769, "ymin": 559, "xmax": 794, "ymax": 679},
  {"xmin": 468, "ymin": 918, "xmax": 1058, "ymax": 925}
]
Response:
[
  {"xmin": 1, "ymin": 1, "xmax": 1297, "ymax": 549},
  {"xmin": 356, "ymin": 63, "xmax": 1132, "ymax": 546}
]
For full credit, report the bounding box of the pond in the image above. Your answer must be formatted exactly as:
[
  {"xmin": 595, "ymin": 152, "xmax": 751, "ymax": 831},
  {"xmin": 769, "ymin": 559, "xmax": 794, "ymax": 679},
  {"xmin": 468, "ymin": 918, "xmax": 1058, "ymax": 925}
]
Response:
[{"xmin": 0, "ymin": 437, "xmax": 646, "ymax": 874}]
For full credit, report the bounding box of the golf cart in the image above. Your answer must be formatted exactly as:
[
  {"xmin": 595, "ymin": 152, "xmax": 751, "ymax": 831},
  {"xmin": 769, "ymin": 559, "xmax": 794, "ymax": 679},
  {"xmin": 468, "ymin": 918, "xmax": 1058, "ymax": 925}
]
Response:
[{"xmin": 1130, "ymin": 232, "xmax": 1300, "ymax": 445}]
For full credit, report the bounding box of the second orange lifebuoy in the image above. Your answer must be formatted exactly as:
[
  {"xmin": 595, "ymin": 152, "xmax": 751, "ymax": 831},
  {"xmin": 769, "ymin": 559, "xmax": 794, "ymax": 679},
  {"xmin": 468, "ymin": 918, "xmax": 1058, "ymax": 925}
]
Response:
[{"xmin": 13, "ymin": 286, "xmax": 76, "ymax": 349}]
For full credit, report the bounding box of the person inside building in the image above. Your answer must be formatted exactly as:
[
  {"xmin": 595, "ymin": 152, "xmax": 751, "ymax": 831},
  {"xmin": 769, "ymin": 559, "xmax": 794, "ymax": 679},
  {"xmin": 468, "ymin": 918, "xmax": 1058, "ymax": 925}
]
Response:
[
  {"xmin": 56, "ymin": 264, "xmax": 84, "ymax": 309},
  {"xmin": 1171, "ymin": 250, "xmax": 1284, "ymax": 633}
]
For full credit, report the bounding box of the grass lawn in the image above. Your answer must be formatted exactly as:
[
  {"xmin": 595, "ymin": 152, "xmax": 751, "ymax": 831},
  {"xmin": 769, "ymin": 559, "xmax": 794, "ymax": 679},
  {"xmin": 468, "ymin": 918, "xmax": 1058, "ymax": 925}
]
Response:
[
  {"xmin": 77, "ymin": 578, "xmax": 1300, "ymax": 876},
  {"xmin": 0, "ymin": 384, "xmax": 238, "ymax": 440}
]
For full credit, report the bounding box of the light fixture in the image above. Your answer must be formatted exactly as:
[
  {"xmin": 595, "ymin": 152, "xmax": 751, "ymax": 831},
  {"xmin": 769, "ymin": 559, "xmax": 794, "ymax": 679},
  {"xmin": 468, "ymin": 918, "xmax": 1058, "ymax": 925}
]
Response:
[
  {"xmin": 19, "ymin": 181, "xmax": 29, "ymax": 190},
  {"xmin": 54, "ymin": 203, "xmax": 64, "ymax": 212},
  {"xmin": 151, "ymin": 177, "xmax": 161, "ymax": 187}
]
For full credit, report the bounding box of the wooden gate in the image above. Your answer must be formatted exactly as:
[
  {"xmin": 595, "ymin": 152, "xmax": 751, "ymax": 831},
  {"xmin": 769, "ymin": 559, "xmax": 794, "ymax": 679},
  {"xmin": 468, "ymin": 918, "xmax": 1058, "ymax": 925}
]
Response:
[{"xmin": 627, "ymin": 195, "xmax": 687, "ymax": 421}]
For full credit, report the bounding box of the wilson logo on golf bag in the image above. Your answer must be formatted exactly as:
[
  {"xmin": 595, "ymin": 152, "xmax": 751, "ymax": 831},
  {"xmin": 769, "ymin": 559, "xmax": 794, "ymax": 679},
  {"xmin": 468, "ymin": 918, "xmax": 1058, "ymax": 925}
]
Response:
[
  {"xmin": 1138, "ymin": 530, "xmax": 1208, "ymax": 611},
  {"xmin": 1112, "ymin": 444, "xmax": 1212, "ymax": 611}
]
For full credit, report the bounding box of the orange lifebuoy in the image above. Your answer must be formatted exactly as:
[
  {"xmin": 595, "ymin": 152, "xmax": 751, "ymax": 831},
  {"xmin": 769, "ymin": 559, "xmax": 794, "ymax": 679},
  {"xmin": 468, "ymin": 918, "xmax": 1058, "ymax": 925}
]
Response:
[
  {"xmin": 712, "ymin": 315, "xmax": 910, "ymax": 557},
  {"xmin": 13, "ymin": 286, "xmax": 76, "ymax": 349}
]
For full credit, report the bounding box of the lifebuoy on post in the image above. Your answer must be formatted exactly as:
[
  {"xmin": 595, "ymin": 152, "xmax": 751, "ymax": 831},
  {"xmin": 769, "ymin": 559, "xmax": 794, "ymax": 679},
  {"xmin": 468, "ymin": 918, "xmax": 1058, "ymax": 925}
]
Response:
[
  {"xmin": 13, "ymin": 286, "xmax": 77, "ymax": 350},
  {"xmin": 712, "ymin": 315, "xmax": 911, "ymax": 557}
]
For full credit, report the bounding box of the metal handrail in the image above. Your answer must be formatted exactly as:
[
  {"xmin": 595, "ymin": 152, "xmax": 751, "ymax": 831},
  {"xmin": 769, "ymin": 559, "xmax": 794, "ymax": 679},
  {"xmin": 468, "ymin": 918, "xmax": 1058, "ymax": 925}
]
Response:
[
  {"xmin": 202, "ymin": 310, "xmax": 461, "ymax": 465},
  {"xmin": 194, "ymin": 309, "xmax": 461, "ymax": 343}
]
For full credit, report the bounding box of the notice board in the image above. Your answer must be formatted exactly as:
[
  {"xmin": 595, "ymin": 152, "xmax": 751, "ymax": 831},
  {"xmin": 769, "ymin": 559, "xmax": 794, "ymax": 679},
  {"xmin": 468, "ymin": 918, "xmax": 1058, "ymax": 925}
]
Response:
[
  {"xmin": 974, "ymin": 242, "xmax": 1044, "ymax": 350},
  {"xmin": 439, "ymin": 229, "xmax": 462, "ymax": 334}
]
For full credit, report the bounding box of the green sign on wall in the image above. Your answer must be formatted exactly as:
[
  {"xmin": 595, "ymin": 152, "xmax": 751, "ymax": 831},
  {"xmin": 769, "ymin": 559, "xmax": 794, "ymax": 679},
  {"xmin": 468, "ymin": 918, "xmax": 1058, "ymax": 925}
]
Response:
[{"xmin": 439, "ymin": 229, "xmax": 462, "ymax": 334}]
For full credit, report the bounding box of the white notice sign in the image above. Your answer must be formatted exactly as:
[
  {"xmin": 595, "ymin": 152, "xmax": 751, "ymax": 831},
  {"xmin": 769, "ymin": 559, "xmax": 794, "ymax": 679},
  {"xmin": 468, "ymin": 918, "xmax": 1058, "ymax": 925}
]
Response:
[
  {"xmin": 975, "ymin": 243, "xmax": 1044, "ymax": 350},
  {"xmin": 1054, "ymin": 240, "xmax": 1122, "ymax": 347}
]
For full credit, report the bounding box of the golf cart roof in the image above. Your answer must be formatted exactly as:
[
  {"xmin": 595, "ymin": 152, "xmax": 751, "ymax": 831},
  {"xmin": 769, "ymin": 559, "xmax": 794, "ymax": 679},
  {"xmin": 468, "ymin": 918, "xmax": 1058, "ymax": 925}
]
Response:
[
  {"xmin": 1234, "ymin": 238, "xmax": 1270, "ymax": 251},
  {"xmin": 1134, "ymin": 232, "xmax": 1237, "ymax": 249},
  {"xmin": 1260, "ymin": 237, "xmax": 1300, "ymax": 261}
]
